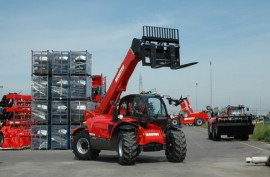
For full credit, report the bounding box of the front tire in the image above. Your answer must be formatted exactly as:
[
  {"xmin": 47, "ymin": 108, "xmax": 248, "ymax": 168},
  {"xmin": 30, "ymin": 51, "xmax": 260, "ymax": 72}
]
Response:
[
  {"xmin": 166, "ymin": 130, "xmax": 187, "ymax": 162},
  {"xmin": 117, "ymin": 131, "xmax": 138, "ymax": 165},
  {"xmin": 241, "ymin": 134, "xmax": 249, "ymax": 141},
  {"xmin": 73, "ymin": 131, "xmax": 100, "ymax": 160},
  {"xmin": 195, "ymin": 118, "xmax": 204, "ymax": 126}
]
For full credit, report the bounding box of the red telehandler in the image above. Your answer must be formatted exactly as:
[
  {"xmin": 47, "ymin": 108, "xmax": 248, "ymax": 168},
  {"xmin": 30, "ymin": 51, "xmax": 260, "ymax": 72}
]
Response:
[
  {"xmin": 72, "ymin": 26, "xmax": 198, "ymax": 165},
  {"xmin": 167, "ymin": 96, "xmax": 210, "ymax": 126}
]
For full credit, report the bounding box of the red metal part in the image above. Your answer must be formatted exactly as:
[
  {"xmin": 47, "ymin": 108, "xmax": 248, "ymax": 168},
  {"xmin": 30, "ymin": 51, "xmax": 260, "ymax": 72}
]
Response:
[
  {"xmin": 85, "ymin": 49, "xmax": 140, "ymax": 120},
  {"xmin": 98, "ymin": 49, "xmax": 140, "ymax": 115},
  {"xmin": 137, "ymin": 123, "xmax": 165, "ymax": 145},
  {"xmin": 92, "ymin": 75, "xmax": 106, "ymax": 103},
  {"xmin": 0, "ymin": 93, "xmax": 32, "ymax": 149},
  {"xmin": 0, "ymin": 125, "xmax": 31, "ymax": 149}
]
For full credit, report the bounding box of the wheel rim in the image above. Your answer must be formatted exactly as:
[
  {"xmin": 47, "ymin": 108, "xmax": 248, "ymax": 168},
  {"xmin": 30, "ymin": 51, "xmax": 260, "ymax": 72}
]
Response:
[
  {"xmin": 197, "ymin": 119, "xmax": 203, "ymax": 125},
  {"xmin": 118, "ymin": 139, "xmax": 123, "ymax": 157},
  {"xmin": 77, "ymin": 138, "xmax": 89, "ymax": 154}
]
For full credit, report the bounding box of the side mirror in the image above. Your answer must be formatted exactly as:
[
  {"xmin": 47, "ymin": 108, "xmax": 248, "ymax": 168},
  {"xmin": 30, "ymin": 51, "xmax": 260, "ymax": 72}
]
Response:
[
  {"xmin": 247, "ymin": 107, "xmax": 249, "ymax": 111},
  {"xmin": 110, "ymin": 101, "xmax": 119, "ymax": 120},
  {"xmin": 170, "ymin": 114, "xmax": 175, "ymax": 119}
]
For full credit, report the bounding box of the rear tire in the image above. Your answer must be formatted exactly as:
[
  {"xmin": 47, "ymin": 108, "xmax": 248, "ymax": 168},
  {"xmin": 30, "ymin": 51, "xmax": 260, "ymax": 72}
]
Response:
[
  {"xmin": 73, "ymin": 131, "xmax": 100, "ymax": 160},
  {"xmin": 241, "ymin": 134, "xmax": 249, "ymax": 141},
  {"xmin": 0, "ymin": 132, "xmax": 4, "ymax": 147},
  {"xmin": 166, "ymin": 130, "xmax": 187, "ymax": 162},
  {"xmin": 213, "ymin": 125, "xmax": 221, "ymax": 141},
  {"xmin": 117, "ymin": 131, "xmax": 138, "ymax": 165},
  {"xmin": 195, "ymin": 118, "xmax": 204, "ymax": 126},
  {"xmin": 208, "ymin": 124, "xmax": 213, "ymax": 139}
]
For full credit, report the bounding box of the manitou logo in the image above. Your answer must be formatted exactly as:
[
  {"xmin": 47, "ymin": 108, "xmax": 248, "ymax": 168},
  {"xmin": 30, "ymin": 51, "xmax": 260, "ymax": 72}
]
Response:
[
  {"xmin": 89, "ymin": 133, "xmax": 95, "ymax": 136},
  {"xmin": 146, "ymin": 133, "xmax": 160, "ymax": 136},
  {"xmin": 115, "ymin": 65, "xmax": 125, "ymax": 82}
]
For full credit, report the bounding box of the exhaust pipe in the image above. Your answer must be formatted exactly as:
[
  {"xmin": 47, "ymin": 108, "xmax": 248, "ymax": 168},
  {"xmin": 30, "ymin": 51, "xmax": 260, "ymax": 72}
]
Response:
[{"xmin": 246, "ymin": 156, "xmax": 270, "ymax": 166}]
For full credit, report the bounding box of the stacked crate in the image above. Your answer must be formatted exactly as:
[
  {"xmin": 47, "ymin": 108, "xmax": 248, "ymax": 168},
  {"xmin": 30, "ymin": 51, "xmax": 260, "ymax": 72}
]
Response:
[
  {"xmin": 31, "ymin": 50, "xmax": 94, "ymax": 150},
  {"xmin": 31, "ymin": 51, "xmax": 51, "ymax": 149}
]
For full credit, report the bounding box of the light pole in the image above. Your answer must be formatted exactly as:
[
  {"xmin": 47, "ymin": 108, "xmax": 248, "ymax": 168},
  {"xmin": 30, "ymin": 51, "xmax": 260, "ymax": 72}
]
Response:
[
  {"xmin": 196, "ymin": 83, "xmax": 198, "ymax": 112},
  {"xmin": 0, "ymin": 85, "xmax": 3, "ymax": 99},
  {"xmin": 260, "ymin": 96, "xmax": 261, "ymax": 115},
  {"xmin": 210, "ymin": 61, "xmax": 212, "ymax": 107}
]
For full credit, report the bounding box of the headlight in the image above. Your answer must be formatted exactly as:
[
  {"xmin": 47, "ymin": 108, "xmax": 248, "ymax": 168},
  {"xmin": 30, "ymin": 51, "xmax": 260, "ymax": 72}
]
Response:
[
  {"xmin": 171, "ymin": 119, "xmax": 179, "ymax": 125},
  {"xmin": 170, "ymin": 115, "xmax": 175, "ymax": 119}
]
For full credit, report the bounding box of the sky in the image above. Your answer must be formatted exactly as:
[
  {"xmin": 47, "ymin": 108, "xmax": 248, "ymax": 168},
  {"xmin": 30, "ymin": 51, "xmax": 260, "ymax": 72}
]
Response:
[{"xmin": 0, "ymin": 0, "xmax": 270, "ymax": 114}]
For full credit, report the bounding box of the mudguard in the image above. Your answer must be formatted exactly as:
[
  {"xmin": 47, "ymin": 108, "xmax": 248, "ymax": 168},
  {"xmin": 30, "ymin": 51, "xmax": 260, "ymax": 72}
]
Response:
[
  {"xmin": 72, "ymin": 125, "xmax": 87, "ymax": 136},
  {"xmin": 167, "ymin": 124, "xmax": 182, "ymax": 131}
]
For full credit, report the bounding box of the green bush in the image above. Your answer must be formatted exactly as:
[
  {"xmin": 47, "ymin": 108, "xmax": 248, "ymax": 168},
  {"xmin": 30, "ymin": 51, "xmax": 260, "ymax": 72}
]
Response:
[
  {"xmin": 201, "ymin": 123, "xmax": 208, "ymax": 129},
  {"xmin": 251, "ymin": 124, "xmax": 270, "ymax": 143}
]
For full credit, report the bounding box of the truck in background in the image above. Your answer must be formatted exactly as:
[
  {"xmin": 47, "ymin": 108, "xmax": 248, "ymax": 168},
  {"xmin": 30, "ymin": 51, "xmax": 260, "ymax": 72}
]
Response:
[{"xmin": 208, "ymin": 105, "xmax": 255, "ymax": 141}]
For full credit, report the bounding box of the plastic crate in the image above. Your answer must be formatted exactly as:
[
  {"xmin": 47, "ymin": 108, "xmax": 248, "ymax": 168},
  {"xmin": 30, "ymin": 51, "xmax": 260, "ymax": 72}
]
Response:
[
  {"xmin": 31, "ymin": 125, "xmax": 48, "ymax": 150},
  {"xmin": 32, "ymin": 51, "xmax": 51, "ymax": 75},
  {"xmin": 70, "ymin": 51, "xmax": 92, "ymax": 75}
]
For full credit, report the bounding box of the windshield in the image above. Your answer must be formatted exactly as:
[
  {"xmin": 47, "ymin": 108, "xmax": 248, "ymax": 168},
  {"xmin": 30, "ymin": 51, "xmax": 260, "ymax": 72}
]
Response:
[
  {"xmin": 147, "ymin": 97, "xmax": 167, "ymax": 117},
  {"xmin": 229, "ymin": 106, "xmax": 245, "ymax": 115}
]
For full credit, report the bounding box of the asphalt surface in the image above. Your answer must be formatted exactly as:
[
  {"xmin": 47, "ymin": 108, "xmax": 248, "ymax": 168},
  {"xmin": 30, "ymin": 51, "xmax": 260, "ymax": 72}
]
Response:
[{"xmin": 0, "ymin": 126, "xmax": 269, "ymax": 177}]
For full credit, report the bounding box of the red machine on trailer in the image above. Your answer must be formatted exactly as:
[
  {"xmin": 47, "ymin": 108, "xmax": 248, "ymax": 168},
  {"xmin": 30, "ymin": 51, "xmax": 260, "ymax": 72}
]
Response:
[
  {"xmin": 0, "ymin": 93, "xmax": 32, "ymax": 149},
  {"xmin": 92, "ymin": 75, "xmax": 106, "ymax": 103},
  {"xmin": 72, "ymin": 26, "xmax": 197, "ymax": 165},
  {"xmin": 167, "ymin": 96, "xmax": 210, "ymax": 126}
]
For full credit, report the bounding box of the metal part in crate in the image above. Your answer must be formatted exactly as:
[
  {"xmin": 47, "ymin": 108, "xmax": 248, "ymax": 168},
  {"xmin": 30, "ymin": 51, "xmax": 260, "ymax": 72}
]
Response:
[
  {"xmin": 31, "ymin": 100, "xmax": 49, "ymax": 123},
  {"xmin": 31, "ymin": 125, "xmax": 48, "ymax": 150},
  {"xmin": 51, "ymin": 101, "xmax": 68, "ymax": 124},
  {"xmin": 32, "ymin": 51, "xmax": 51, "ymax": 75},
  {"xmin": 31, "ymin": 125, "xmax": 73, "ymax": 150},
  {"xmin": 70, "ymin": 76, "xmax": 91, "ymax": 99},
  {"xmin": 51, "ymin": 76, "xmax": 69, "ymax": 99},
  {"xmin": 70, "ymin": 101, "xmax": 99, "ymax": 123},
  {"xmin": 31, "ymin": 76, "xmax": 48, "ymax": 100},
  {"xmin": 70, "ymin": 51, "xmax": 92, "ymax": 75},
  {"xmin": 52, "ymin": 51, "xmax": 69, "ymax": 75},
  {"xmin": 51, "ymin": 125, "xmax": 69, "ymax": 149}
]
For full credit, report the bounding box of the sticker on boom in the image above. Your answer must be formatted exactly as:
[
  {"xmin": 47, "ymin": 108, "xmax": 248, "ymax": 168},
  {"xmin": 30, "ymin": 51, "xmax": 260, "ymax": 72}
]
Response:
[
  {"xmin": 146, "ymin": 133, "xmax": 160, "ymax": 136},
  {"xmin": 89, "ymin": 133, "xmax": 95, "ymax": 136}
]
